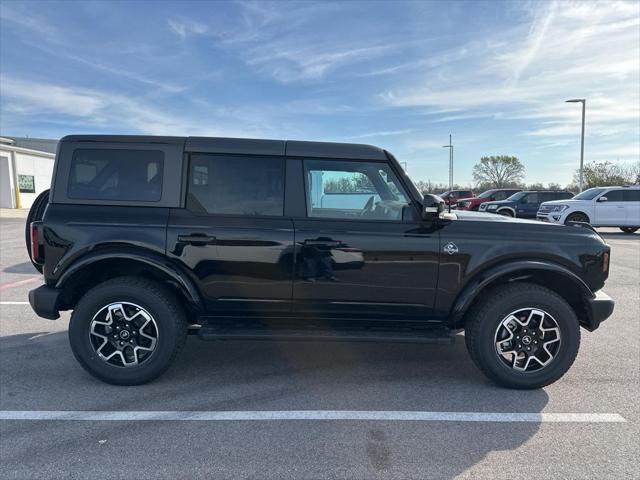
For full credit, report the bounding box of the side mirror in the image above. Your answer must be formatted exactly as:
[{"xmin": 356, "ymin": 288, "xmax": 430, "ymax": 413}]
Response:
[
  {"xmin": 598, "ymin": 196, "xmax": 608, "ymax": 202},
  {"xmin": 422, "ymin": 194, "xmax": 444, "ymax": 220}
]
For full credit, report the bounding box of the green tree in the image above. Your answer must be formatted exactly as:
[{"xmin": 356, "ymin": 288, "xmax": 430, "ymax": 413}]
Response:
[
  {"xmin": 572, "ymin": 161, "xmax": 632, "ymax": 189},
  {"xmin": 472, "ymin": 156, "xmax": 525, "ymax": 188},
  {"xmin": 324, "ymin": 173, "xmax": 374, "ymax": 193}
]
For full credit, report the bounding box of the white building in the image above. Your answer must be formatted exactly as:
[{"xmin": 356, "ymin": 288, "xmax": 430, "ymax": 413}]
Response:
[{"xmin": 0, "ymin": 137, "xmax": 57, "ymax": 209}]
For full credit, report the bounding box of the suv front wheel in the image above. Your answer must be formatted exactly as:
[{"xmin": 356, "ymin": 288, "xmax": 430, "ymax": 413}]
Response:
[
  {"xmin": 465, "ymin": 283, "xmax": 580, "ymax": 389},
  {"xmin": 69, "ymin": 277, "xmax": 187, "ymax": 385}
]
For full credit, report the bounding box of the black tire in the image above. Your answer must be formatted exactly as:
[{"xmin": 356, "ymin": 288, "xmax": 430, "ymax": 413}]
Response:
[
  {"xmin": 620, "ymin": 227, "xmax": 638, "ymax": 234},
  {"xmin": 565, "ymin": 212, "xmax": 589, "ymax": 224},
  {"xmin": 465, "ymin": 283, "xmax": 580, "ymax": 389},
  {"xmin": 25, "ymin": 189, "xmax": 50, "ymax": 273},
  {"xmin": 69, "ymin": 277, "xmax": 187, "ymax": 385},
  {"xmin": 497, "ymin": 209, "xmax": 514, "ymax": 217}
]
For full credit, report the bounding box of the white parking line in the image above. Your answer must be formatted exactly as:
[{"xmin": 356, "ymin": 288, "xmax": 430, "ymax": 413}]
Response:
[
  {"xmin": 0, "ymin": 301, "xmax": 30, "ymax": 305},
  {"xmin": 0, "ymin": 410, "xmax": 626, "ymax": 423}
]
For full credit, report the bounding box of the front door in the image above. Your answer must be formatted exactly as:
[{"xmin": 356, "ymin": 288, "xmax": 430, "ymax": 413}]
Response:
[
  {"xmin": 292, "ymin": 159, "xmax": 440, "ymax": 319},
  {"xmin": 167, "ymin": 153, "xmax": 294, "ymax": 313}
]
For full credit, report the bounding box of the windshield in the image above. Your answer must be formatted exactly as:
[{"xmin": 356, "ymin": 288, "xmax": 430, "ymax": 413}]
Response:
[
  {"xmin": 573, "ymin": 187, "xmax": 607, "ymax": 200},
  {"xmin": 507, "ymin": 191, "xmax": 527, "ymax": 201},
  {"xmin": 478, "ymin": 190, "xmax": 495, "ymax": 198}
]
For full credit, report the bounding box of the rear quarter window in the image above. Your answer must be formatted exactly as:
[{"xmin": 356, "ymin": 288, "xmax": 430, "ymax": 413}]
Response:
[{"xmin": 68, "ymin": 149, "xmax": 164, "ymax": 202}]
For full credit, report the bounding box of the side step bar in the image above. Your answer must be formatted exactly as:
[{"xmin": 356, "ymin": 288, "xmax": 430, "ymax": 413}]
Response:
[{"xmin": 197, "ymin": 326, "xmax": 454, "ymax": 345}]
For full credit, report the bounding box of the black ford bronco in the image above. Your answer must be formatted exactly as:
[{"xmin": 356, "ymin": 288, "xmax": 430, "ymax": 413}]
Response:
[{"xmin": 27, "ymin": 135, "xmax": 614, "ymax": 388}]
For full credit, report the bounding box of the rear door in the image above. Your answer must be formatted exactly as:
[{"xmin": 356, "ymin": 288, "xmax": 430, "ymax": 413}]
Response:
[
  {"xmin": 516, "ymin": 192, "xmax": 539, "ymax": 218},
  {"xmin": 291, "ymin": 158, "xmax": 440, "ymax": 320},
  {"xmin": 623, "ymin": 189, "xmax": 640, "ymax": 226},
  {"xmin": 595, "ymin": 189, "xmax": 626, "ymax": 226},
  {"xmin": 166, "ymin": 153, "xmax": 294, "ymax": 313}
]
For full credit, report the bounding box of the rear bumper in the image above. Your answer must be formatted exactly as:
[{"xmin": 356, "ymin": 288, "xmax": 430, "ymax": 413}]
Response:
[
  {"xmin": 583, "ymin": 290, "xmax": 614, "ymax": 331},
  {"xmin": 28, "ymin": 285, "xmax": 62, "ymax": 320}
]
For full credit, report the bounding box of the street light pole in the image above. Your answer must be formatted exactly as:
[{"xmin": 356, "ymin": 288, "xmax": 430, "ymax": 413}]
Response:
[
  {"xmin": 566, "ymin": 99, "xmax": 586, "ymax": 192},
  {"xmin": 442, "ymin": 134, "xmax": 453, "ymax": 212}
]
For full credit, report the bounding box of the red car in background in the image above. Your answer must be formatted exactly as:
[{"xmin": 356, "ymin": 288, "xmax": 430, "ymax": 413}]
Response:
[
  {"xmin": 436, "ymin": 189, "xmax": 474, "ymax": 207},
  {"xmin": 456, "ymin": 188, "xmax": 522, "ymax": 211}
]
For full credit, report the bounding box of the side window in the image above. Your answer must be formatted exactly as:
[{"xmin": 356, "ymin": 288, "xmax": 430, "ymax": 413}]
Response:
[
  {"xmin": 624, "ymin": 190, "xmax": 640, "ymax": 201},
  {"xmin": 68, "ymin": 149, "xmax": 164, "ymax": 201},
  {"xmin": 494, "ymin": 191, "xmax": 508, "ymax": 201},
  {"xmin": 187, "ymin": 154, "xmax": 284, "ymax": 216},
  {"xmin": 522, "ymin": 193, "xmax": 538, "ymax": 204},
  {"xmin": 604, "ymin": 190, "xmax": 624, "ymax": 201},
  {"xmin": 540, "ymin": 192, "xmax": 554, "ymax": 202},
  {"xmin": 304, "ymin": 160, "xmax": 409, "ymax": 221}
]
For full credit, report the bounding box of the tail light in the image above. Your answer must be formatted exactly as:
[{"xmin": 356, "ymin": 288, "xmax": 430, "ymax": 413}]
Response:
[
  {"xmin": 602, "ymin": 251, "xmax": 609, "ymax": 274},
  {"xmin": 30, "ymin": 223, "xmax": 40, "ymax": 264}
]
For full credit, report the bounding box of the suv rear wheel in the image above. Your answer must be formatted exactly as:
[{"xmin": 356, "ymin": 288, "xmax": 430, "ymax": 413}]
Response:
[
  {"xmin": 69, "ymin": 277, "xmax": 187, "ymax": 385},
  {"xmin": 465, "ymin": 283, "xmax": 580, "ymax": 389}
]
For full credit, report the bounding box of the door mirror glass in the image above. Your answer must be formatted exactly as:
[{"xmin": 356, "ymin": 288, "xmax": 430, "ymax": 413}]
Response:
[{"xmin": 422, "ymin": 194, "xmax": 444, "ymax": 220}]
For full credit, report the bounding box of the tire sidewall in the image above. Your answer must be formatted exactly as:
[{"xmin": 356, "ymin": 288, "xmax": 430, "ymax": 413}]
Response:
[
  {"xmin": 69, "ymin": 282, "xmax": 182, "ymax": 385},
  {"xmin": 473, "ymin": 288, "xmax": 580, "ymax": 389},
  {"xmin": 566, "ymin": 213, "xmax": 588, "ymax": 224}
]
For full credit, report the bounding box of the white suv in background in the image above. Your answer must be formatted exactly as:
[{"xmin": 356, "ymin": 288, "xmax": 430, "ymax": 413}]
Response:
[{"xmin": 537, "ymin": 185, "xmax": 640, "ymax": 233}]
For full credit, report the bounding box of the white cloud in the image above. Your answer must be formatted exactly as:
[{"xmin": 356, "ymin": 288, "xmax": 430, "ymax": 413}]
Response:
[
  {"xmin": 168, "ymin": 19, "xmax": 208, "ymax": 39},
  {"xmin": 0, "ymin": 76, "xmax": 269, "ymax": 138},
  {"xmin": 382, "ymin": 0, "xmax": 640, "ymax": 144}
]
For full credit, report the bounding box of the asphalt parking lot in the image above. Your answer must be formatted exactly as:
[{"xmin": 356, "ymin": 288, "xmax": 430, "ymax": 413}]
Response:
[{"xmin": 1, "ymin": 216, "xmax": 638, "ymax": 479}]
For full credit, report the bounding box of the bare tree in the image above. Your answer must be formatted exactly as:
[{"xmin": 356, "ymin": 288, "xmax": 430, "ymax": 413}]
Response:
[{"xmin": 472, "ymin": 156, "xmax": 525, "ymax": 188}]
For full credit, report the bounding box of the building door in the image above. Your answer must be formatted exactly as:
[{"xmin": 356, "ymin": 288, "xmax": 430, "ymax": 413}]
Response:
[{"xmin": 0, "ymin": 155, "xmax": 14, "ymax": 208}]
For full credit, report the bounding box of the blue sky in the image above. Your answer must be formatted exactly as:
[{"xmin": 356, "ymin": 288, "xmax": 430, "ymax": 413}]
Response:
[{"xmin": 1, "ymin": 0, "xmax": 638, "ymax": 186}]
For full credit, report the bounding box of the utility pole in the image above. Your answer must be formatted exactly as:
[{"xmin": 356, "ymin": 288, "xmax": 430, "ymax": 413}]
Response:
[
  {"xmin": 565, "ymin": 99, "xmax": 586, "ymax": 192},
  {"xmin": 442, "ymin": 134, "xmax": 453, "ymax": 212}
]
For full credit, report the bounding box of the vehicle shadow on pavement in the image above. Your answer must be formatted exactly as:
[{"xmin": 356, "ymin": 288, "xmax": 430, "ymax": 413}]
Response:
[
  {"xmin": 599, "ymin": 232, "xmax": 639, "ymax": 240},
  {"xmin": 2, "ymin": 262, "xmax": 39, "ymax": 274},
  {"xmin": 1, "ymin": 331, "xmax": 548, "ymax": 479}
]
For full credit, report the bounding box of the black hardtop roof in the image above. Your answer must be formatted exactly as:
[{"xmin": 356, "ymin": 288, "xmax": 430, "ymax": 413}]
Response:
[{"xmin": 60, "ymin": 135, "xmax": 388, "ymax": 160}]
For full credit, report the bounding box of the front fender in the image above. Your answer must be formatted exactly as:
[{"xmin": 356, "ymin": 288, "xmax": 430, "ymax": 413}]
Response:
[{"xmin": 448, "ymin": 259, "xmax": 593, "ymax": 326}]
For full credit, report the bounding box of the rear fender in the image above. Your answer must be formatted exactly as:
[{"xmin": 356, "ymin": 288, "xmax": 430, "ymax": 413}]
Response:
[{"xmin": 56, "ymin": 247, "xmax": 203, "ymax": 311}]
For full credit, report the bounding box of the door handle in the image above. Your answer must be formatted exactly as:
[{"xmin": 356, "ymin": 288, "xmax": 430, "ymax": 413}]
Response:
[{"xmin": 177, "ymin": 233, "xmax": 217, "ymax": 246}]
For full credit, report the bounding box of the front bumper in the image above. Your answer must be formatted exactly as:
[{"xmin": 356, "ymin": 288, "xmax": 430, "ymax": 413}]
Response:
[
  {"xmin": 536, "ymin": 212, "xmax": 563, "ymax": 223},
  {"xmin": 583, "ymin": 290, "xmax": 614, "ymax": 331},
  {"xmin": 28, "ymin": 284, "xmax": 62, "ymax": 320}
]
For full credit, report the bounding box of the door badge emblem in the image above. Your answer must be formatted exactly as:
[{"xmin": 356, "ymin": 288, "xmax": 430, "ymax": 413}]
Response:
[{"xmin": 443, "ymin": 242, "xmax": 459, "ymax": 255}]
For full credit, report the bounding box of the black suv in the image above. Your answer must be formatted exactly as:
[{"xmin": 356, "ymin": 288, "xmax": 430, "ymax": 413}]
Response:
[{"xmin": 27, "ymin": 135, "xmax": 614, "ymax": 388}]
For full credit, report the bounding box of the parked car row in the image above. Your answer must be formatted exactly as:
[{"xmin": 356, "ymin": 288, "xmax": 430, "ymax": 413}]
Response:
[
  {"xmin": 478, "ymin": 190, "xmax": 574, "ymax": 218},
  {"xmin": 447, "ymin": 185, "xmax": 640, "ymax": 232}
]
